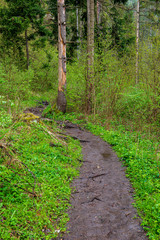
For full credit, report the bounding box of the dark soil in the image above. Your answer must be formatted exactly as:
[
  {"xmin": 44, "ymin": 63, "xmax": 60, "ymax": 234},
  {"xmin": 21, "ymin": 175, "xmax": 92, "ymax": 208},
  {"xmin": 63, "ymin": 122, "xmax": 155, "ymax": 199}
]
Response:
[
  {"xmin": 25, "ymin": 106, "xmax": 148, "ymax": 240},
  {"xmin": 58, "ymin": 122, "xmax": 148, "ymax": 240},
  {"xmin": 24, "ymin": 101, "xmax": 49, "ymax": 116}
]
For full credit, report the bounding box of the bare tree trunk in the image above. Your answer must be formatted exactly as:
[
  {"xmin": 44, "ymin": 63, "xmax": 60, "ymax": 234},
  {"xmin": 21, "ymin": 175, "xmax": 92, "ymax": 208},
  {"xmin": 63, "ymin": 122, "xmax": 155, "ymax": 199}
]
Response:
[
  {"xmin": 86, "ymin": 0, "xmax": 94, "ymax": 114},
  {"xmin": 97, "ymin": 1, "xmax": 101, "ymax": 25},
  {"xmin": 136, "ymin": 0, "xmax": 140, "ymax": 84},
  {"xmin": 25, "ymin": 30, "xmax": 29, "ymax": 70},
  {"xmin": 57, "ymin": 0, "xmax": 67, "ymax": 113},
  {"xmin": 76, "ymin": 0, "xmax": 79, "ymax": 59}
]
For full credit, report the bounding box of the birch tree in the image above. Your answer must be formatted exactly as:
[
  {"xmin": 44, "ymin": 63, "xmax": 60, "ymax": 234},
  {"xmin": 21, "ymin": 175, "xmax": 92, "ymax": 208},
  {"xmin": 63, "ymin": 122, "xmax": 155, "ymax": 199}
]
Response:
[{"xmin": 57, "ymin": 0, "xmax": 67, "ymax": 113}]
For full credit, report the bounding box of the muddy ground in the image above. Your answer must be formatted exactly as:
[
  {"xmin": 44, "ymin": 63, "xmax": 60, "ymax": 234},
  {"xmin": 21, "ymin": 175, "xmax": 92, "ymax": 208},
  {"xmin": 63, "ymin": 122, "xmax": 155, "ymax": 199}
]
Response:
[
  {"xmin": 25, "ymin": 105, "xmax": 148, "ymax": 240},
  {"xmin": 57, "ymin": 123, "xmax": 148, "ymax": 240}
]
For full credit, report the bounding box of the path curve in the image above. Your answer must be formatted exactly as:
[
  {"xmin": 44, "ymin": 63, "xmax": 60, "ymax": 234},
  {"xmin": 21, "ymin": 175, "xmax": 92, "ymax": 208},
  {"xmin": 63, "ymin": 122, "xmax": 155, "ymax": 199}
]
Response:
[{"xmin": 59, "ymin": 123, "xmax": 148, "ymax": 240}]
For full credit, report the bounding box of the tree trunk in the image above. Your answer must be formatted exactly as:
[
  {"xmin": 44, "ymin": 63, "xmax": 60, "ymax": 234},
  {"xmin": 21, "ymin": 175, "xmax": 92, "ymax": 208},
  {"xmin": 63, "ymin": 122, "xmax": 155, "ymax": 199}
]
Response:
[
  {"xmin": 97, "ymin": 1, "xmax": 101, "ymax": 26},
  {"xmin": 76, "ymin": 0, "xmax": 79, "ymax": 59},
  {"xmin": 136, "ymin": 0, "xmax": 140, "ymax": 84},
  {"xmin": 57, "ymin": 0, "xmax": 67, "ymax": 113},
  {"xmin": 86, "ymin": 0, "xmax": 94, "ymax": 114},
  {"xmin": 25, "ymin": 30, "xmax": 29, "ymax": 70}
]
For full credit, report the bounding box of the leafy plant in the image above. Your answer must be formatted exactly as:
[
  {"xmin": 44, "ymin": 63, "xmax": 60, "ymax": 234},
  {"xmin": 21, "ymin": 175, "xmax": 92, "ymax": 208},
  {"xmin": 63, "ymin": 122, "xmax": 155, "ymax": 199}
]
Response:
[
  {"xmin": 0, "ymin": 117, "xmax": 82, "ymax": 239},
  {"xmin": 116, "ymin": 86, "xmax": 151, "ymax": 120}
]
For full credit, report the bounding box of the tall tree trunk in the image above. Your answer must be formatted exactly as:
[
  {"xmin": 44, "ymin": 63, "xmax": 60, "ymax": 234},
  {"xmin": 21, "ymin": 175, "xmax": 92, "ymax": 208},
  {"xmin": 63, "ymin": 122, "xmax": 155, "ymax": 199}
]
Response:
[
  {"xmin": 136, "ymin": 0, "xmax": 140, "ymax": 84},
  {"xmin": 86, "ymin": 0, "xmax": 94, "ymax": 114},
  {"xmin": 97, "ymin": 1, "xmax": 101, "ymax": 26},
  {"xmin": 76, "ymin": 0, "xmax": 79, "ymax": 59},
  {"xmin": 57, "ymin": 0, "xmax": 67, "ymax": 113},
  {"xmin": 25, "ymin": 30, "xmax": 29, "ymax": 70}
]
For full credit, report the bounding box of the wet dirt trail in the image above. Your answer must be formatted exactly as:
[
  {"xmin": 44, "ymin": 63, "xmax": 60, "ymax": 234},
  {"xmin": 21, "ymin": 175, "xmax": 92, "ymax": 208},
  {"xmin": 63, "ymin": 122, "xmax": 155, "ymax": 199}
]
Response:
[
  {"xmin": 24, "ymin": 105, "xmax": 147, "ymax": 239},
  {"xmin": 59, "ymin": 123, "xmax": 148, "ymax": 240}
]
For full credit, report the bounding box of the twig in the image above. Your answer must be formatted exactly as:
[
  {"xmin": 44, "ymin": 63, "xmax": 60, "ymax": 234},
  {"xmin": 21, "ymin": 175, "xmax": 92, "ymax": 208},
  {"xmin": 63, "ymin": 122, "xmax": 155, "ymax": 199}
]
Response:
[
  {"xmin": 2, "ymin": 177, "xmax": 37, "ymax": 197},
  {"xmin": 10, "ymin": 168, "xmax": 34, "ymax": 188},
  {"xmin": 89, "ymin": 173, "xmax": 107, "ymax": 179},
  {"xmin": 1, "ymin": 143, "xmax": 38, "ymax": 195},
  {"xmin": 17, "ymin": 160, "xmax": 37, "ymax": 193},
  {"xmin": 0, "ymin": 121, "xmax": 17, "ymax": 141},
  {"xmin": 40, "ymin": 124, "xmax": 67, "ymax": 145}
]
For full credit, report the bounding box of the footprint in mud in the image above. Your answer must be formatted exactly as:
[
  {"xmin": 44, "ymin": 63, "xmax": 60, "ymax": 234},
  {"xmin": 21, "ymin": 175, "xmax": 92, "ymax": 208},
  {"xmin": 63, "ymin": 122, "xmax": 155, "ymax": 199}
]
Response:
[{"xmin": 101, "ymin": 152, "xmax": 111, "ymax": 161}]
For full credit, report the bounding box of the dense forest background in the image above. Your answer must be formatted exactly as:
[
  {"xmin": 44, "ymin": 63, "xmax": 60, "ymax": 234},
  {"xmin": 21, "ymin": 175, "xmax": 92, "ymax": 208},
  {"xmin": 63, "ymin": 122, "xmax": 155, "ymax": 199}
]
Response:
[
  {"xmin": 0, "ymin": 0, "xmax": 160, "ymax": 239},
  {"xmin": 0, "ymin": 0, "xmax": 159, "ymax": 133}
]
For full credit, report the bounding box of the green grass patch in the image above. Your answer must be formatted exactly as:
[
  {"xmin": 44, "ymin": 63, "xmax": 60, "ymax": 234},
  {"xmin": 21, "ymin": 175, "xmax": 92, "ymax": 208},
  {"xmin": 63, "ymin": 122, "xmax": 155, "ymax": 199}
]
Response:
[{"xmin": 0, "ymin": 117, "xmax": 82, "ymax": 239}]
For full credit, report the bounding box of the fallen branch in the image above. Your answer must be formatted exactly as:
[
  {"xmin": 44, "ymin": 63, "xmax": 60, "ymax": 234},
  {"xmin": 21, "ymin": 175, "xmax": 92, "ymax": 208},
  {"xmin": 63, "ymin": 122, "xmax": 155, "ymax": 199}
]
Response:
[
  {"xmin": 40, "ymin": 124, "xmax": 67, "ymax": 145},
  {"xmin": 2, "ymin": 177, "xmax": 38, "ymax": 197},
  {"xmin": 1, "ymin": 142, "xmax": 38, "ymax": 196},
  {"xmin": 89, "ymin": 173, "xmax": 107, "ymax": 179}
]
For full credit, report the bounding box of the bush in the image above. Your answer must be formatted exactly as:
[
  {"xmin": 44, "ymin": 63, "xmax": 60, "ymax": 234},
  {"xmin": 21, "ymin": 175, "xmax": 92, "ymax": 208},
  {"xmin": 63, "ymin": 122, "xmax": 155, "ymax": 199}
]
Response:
[
  {"xmin": 30, "ymin": 44, "xmax": 58, "ymax": 93},
  {"xmin": 0, "ymin": 63, "xmax": 33, "ymax": 101},
  {"xmin": 116, "ymin": 87, "xmax": 151, "ymax": 120},
  {"xmin": 67, "ymin": 56, "xmax": 86, "ymax": 111}
]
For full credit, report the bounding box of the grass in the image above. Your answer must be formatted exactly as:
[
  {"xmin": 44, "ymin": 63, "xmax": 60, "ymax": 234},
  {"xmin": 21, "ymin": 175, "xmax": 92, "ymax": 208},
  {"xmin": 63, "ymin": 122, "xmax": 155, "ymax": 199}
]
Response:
[{"xmin": 0, "ymin": 114, "xmax": 82, "ymax": 239}]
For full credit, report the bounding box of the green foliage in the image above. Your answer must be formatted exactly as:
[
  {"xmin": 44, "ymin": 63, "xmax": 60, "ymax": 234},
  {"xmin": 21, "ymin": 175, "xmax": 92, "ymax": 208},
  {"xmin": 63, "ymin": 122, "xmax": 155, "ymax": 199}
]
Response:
[
  {"xmin": 67, "ymin": 36, "xmax": 160, "ymax": 131},
  {"xmin": 41, "ymin": 104, "xmax": 60, "ymax": 118},
  {"xmin": 109, "ymin": 5, "xmax": 135, "ymax": 55},
  {"xmin": 67, "ymin": 55, "xmax": 86, "ymax": 111},
  {"xmin": 116, "ymin": 87, "xmax": 151, "ymax": 120},
  {"xmin": 0, "ymin": 118, "xmax": 82, "ymax": 239},
  {"xmin": 0, "ymin": 0, "xmax": 46, "ymax": 40},
  {"xmin": 0, "ymin": 0, "xmax": 49, "ymax": 68},
  {"xmin": 30, "ymin": 44, "xmax": 58, "ymax": 92},
  {"xmin": 0, "ymin": 62, "xmax": 33, "ymax": 100},
  {"xmin": 0, "ymin": 44, "xmax": 59, "ymax": 114},
  {"xmin": 0, "ymin": 100, "xmax": 12, "ymax": 128},
  {"xmin": 42, "ymin": 104, "xmax": 54, "ymax": 117}
]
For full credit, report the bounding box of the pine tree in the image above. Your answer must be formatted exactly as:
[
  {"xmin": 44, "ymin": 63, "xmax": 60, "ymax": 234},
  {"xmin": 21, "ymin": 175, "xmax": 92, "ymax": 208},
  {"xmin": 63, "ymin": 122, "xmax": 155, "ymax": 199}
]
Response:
[{"xmin": 0, "ymin": 0, "xmax": 47, "ymax": 69}]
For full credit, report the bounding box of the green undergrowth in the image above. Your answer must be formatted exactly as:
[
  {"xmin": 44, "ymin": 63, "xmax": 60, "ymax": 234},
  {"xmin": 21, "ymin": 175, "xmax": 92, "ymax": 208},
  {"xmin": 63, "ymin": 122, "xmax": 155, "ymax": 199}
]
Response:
[
  {"xmin": 55, "ymin": 112, "xmax": 160, "ymax": 240},
  {"xmin": 0, "ymin": 115, "xmax": 82, "ymax": 239}
]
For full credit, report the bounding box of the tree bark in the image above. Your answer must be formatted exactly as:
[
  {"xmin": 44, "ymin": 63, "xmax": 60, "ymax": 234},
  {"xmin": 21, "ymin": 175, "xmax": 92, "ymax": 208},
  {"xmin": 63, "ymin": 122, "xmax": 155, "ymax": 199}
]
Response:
[
  {"xmin": 25, "ymin": 30, "xmax": 29, "ymax": 70},
  {"xmin": 86, "ymin": 0, "xmax": 94, "ymax": 114},
  {"xmin": 136, "ymin": 0, "xmax": 140, "ymax": 84},
  {"xmin": 76, "ymin": 0, "xmax": 79, "ymax": 59},
  {"xmin": 97, "ymin": 1, "xmax": 101, "ymax": 26},
  {"xmin": 57, "ymin": 0, "xmax": 67, "ymax": 113}
]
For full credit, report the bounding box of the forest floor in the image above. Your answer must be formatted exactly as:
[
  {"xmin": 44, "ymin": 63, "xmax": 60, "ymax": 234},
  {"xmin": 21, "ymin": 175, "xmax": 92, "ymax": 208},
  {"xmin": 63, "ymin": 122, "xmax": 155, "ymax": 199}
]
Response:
[{"xmin": 25, "ymin": 106, "xmax": 148, "ymax": 240}]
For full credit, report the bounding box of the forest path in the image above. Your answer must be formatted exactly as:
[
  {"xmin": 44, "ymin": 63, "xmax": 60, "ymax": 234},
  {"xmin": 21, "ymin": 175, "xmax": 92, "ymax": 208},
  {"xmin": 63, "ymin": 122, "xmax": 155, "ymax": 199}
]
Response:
[
  {"xmin": 24, "ymin": 105, "xmax": 147, "ymax": 240},
  {"xmin": 58, "ymin": 123, "xmax": 148, "ymax": 240}
]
